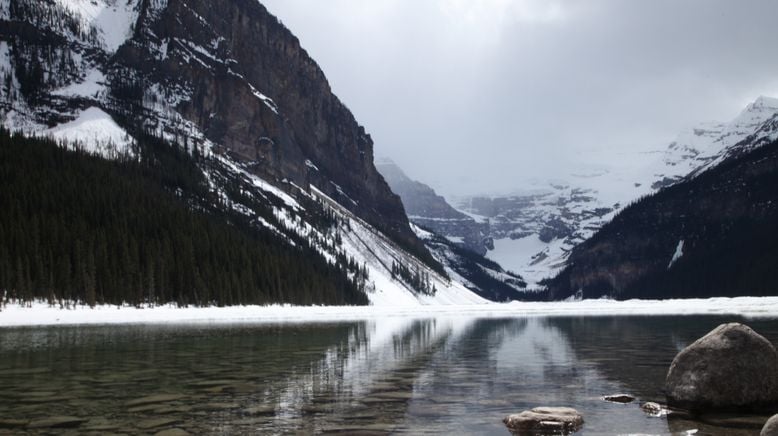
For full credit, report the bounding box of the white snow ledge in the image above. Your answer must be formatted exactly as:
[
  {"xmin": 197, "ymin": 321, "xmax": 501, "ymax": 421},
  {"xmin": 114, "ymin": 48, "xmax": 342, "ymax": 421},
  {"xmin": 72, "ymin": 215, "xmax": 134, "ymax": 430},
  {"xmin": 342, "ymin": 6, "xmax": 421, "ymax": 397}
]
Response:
[{"xmin": 1, "ymin": 297, "xmax": 777, "ymax": 327}]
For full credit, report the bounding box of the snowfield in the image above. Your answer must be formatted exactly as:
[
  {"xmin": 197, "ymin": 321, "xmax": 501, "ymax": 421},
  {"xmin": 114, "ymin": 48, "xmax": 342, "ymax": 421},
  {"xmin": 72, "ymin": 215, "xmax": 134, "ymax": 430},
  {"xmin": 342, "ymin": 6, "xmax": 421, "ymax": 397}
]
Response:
[{"xmin": 1, "ymin": 297, "xmax": 777, "ymax": 327}]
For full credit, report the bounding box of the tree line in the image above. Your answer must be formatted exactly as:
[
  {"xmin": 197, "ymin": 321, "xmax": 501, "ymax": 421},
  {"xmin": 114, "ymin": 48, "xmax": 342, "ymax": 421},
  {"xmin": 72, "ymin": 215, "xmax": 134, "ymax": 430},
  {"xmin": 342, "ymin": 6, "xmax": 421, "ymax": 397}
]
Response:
[{"xmin": 0, "ymin": 127, "xmax": 369, "ymax": 308}]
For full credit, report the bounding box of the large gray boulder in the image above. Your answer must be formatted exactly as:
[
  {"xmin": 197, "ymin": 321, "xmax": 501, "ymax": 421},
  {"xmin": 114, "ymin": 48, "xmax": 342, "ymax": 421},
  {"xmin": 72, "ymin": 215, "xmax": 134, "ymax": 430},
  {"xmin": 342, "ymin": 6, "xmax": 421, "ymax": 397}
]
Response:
[
  {"xmin": 665, "ymin": 323, "xmax": 778, "ymax": 411},
  {"xmin": 762, "ymin": 414, "xmax": 778, "ymax": 436},
  {"xmin": 503, "ymin": 407, "xmax": 583, "ymax": 434}
]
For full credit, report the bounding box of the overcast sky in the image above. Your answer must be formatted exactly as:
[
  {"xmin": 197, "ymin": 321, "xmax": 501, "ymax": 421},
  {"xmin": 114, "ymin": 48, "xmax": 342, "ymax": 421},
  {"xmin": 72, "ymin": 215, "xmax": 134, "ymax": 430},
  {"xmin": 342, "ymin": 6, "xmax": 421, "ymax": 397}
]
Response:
[{"xmin": 262, "ymin": 0, "xmax": 778, "ymax": 197}]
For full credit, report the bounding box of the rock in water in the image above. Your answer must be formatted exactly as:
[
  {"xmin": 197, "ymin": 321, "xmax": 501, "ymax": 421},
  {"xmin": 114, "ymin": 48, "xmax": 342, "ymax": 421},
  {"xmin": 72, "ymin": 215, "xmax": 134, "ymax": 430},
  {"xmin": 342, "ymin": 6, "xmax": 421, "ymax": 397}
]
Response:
[
  {"xmin": 603, "ymin": 394, "xmax": 635, "ymax": 403},
  {"xmin": 640, "ymin": 402, "xmax": 665, "ymax": 416},
  {"xmin": 26, "ymin": 416, "xmax": 88, "ymax": 429},
  {"xmin": 665, "ymin": 323, "xmax": 778, "ymax": 411},
  {"xmin": 763, "ymin": 414, "xmax": 778, "ymax": 436},
  {"xmin": 503, "ymin": 407, "xmax": 583, "ymax": 434}
]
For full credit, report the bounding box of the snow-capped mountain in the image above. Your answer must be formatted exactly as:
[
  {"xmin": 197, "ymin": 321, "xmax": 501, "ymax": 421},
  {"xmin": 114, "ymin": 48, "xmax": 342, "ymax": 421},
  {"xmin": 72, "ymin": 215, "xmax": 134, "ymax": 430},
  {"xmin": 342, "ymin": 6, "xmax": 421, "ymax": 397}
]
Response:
[
  {"xmin": 454, "ymin": 96, "xmax": 778, "ymax": 286},
  {"xmin": 0, "ymin": 0, "xmax": 488, "ymax": 305},
  {"xmin": 376, "ymin": 158, "xmax": 491, "ymax": 256},
  {"xmin": 648, "ymin": 96, "xmax": 778, "ymax": 189},
  {"xmin": 546, "ymin": 132, "xmax": 778, "ymax": 300},
  {"xmin": 375, "ymin": 159, "xmax": 529, "ymax": 300}
]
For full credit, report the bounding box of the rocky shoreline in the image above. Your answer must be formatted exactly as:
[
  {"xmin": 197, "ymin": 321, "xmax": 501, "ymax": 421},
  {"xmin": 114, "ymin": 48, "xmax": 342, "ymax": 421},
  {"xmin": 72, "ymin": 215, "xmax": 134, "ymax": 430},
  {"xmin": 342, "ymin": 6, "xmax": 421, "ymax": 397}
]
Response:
[{"xmin": 504, "ymin": 322, "xmax": 778, "ymax": 435}]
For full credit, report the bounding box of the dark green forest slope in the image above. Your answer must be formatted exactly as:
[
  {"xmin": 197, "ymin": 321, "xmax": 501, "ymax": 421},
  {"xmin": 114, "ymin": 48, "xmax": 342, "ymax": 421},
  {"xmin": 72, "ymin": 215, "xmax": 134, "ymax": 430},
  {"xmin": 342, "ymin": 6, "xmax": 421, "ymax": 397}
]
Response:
[
  {"xmin": 545, "ymin": 136, "xmax": 778, "ymax": 300},
  {"xmin": 0, "ymin": 129, "xmax": 368, "ymax": 307}
]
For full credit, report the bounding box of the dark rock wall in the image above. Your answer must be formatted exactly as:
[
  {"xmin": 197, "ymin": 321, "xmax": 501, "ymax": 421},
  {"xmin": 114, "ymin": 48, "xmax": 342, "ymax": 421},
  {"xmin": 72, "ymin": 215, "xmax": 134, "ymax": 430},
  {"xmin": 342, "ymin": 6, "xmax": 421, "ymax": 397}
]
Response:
[{"xmin": 113, "ymin": 0, "xmax": 430, "ymax": 260}]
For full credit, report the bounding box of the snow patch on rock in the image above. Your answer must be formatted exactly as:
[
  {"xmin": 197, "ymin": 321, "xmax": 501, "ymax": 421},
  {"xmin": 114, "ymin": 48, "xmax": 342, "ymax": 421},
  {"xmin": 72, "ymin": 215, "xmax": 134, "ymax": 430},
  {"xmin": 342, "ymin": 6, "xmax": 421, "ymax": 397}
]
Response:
[
  {"xmin": 39, "ymin": 107, "xmax": 135, "ymax": 158},
  {"xmin": 51, "ymin": 68, "xmax": 106, "ymax": 98},
  {"xmin": 668, "ymin": 240, "xmax": 684, "ymax": 269},
  {"xmin": 53, "ymin": 0, "xmax": 140, "ymax": 53}
]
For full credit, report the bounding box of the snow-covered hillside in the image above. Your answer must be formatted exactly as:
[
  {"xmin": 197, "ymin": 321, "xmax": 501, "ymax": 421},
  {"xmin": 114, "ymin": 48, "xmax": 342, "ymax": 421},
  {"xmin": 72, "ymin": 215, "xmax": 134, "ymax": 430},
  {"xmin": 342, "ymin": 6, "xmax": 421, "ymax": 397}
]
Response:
[
  {"xmin": 0, "ymin": 0, "xmax": 490, "ymax": 306},
  {"xmin": 310, "ymin": 187, "xmax": 487, "ymax": 306},
  {"xmin": 455, "ymin": 96, "xmax": 778, "ymax": 286},
  {"xmin": 52, "ymin": 0, "xmax": 140, "ymax": 53}
]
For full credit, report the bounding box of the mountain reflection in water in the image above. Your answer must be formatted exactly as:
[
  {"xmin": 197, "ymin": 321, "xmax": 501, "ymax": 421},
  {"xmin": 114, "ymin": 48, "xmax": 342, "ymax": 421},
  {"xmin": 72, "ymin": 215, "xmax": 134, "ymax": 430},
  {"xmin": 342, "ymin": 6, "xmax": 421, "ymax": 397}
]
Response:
[{"xmin": 1, "ymin": 315, "xmax": 777, "ymax": 434}]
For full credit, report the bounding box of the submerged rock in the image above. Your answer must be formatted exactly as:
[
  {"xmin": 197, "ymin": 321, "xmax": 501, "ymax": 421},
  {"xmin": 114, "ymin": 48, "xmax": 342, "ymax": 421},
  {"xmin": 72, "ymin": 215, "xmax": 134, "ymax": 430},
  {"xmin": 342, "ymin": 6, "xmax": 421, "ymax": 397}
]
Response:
[
  {"xmin": 125, "ymin": 394, "xmax": 186, "ymax": 407},
  {"xmin": 640, "ymin": 402, "xmax": 665, "ymax": 416},
  {"xmin": 243, "ymin": 405, "xmax": 276, "ymax": 416},
  {"xmin": 26, "ymin": 416, "xmax": 88, "ymax": 429},
  {"xmin": 763, "ymin": 414, "xmax": 778, "ymax": 436},
  {"xmin": 503, "ymin": 406, "xmax": 583, "ymax": 434},
  {"xmin": 0, "ymin": 419, "xmax": 28, "ymax": 429},
  {"xmin": 154, "ymin": 429, "xmax": 192, "ymax": 436},
  {"xmin": 665, "ymin": 323, "xmax": 778, "ymax": 411},
  {"xmin": 136, "ymin": 417, "xmax": 182, "ymax": 430},
  {"xmin": 603, "ymin": 394, "xmax": 635, "ymax": 404}
]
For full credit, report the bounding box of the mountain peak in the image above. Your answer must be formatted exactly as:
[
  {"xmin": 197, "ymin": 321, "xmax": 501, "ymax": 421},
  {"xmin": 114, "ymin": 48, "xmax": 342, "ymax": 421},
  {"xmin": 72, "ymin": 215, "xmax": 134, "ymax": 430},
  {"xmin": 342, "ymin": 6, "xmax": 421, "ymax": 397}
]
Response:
[{"xmin": 750, "ymin": 95, "xmax": 778, "ymax": 110}]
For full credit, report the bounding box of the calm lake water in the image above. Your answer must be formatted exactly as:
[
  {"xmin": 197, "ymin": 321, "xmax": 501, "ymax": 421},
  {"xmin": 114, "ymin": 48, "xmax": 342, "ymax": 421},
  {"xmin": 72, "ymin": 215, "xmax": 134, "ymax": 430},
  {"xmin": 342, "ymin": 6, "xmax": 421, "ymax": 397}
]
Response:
[{"xmin": 1, "ymin": 315, "xmax": 778, "ymax": 435}]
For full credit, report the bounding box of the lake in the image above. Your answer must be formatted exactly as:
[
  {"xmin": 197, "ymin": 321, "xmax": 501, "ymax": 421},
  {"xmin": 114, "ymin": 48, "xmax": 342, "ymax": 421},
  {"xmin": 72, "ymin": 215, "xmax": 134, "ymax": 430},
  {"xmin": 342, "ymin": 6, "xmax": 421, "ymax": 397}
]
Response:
[{"xmin": 1, "ymin": 314, "xmax": 777, "ymax": 435}]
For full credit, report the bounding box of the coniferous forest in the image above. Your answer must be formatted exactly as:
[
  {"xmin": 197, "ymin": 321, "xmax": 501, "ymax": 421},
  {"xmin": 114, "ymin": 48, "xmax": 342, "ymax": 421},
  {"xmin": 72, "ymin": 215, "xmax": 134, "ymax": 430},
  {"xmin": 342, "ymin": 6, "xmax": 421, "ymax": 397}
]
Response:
[
  {"xmin": 545, "ymin": 136, "xmax": 778, "ymax": 300},
  {"xmin": 0, "ymin": 128, "xmax": 369, "ymax": 308}
]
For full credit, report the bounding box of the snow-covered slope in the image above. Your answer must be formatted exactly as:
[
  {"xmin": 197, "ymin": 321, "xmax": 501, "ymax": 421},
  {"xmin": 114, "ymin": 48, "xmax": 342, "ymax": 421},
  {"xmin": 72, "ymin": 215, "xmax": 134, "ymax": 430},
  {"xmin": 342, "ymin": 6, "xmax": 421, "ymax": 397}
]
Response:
[
  {"xmin": 0, "ymin": 0, "xmax": 489, "ymax": 306},
  {"xmin": 413, "ymin": 225, "xmax": 532, "ymax": 302},
  {"xmin": 52, "ymin": 0, "xmax": 140, "ymax": 53},
  {"xmin": 455, "ymin": 96, "xmax": 778, "ymax": 287},
  {"xmin": 39, "ymin": 106, "xmax": 135, "ymax": 158},
  {"xmin": 310, "ymin": 187, "xmax": 487, "ymax": 306}
]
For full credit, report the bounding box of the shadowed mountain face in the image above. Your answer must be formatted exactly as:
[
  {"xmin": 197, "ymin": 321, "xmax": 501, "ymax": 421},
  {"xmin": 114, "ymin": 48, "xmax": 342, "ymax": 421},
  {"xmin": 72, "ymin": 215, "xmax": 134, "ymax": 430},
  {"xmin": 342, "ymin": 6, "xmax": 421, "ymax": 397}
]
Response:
[
  {"xmin": 1, "ymin": 0, "xmax": 485, "ymax": 305},
  {"xmin": 116, "ymin": 0, "xmax": 432, "ymax": 264},
  {"xmin": 546, "ymin": 137, "xmax": 778, "ymax": 300},
  {"xmin": 1, "ymin": 0, "xmax": 435, "ymax": 271}
]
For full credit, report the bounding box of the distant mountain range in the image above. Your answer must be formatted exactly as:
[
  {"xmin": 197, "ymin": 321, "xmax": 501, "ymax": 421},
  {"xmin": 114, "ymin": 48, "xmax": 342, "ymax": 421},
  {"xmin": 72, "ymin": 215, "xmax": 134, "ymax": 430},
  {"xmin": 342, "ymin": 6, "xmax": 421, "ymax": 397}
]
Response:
[
  {"xmin": 377, "ymin": 160, "xmax": 529, "ymax": 301},
  {"xmin": 376, "ymin": 159, "xmax": 492, "ymax": 256},
  {"xmin": 406, "ymin": 97, "xmax": 778, "ymax": 287}
]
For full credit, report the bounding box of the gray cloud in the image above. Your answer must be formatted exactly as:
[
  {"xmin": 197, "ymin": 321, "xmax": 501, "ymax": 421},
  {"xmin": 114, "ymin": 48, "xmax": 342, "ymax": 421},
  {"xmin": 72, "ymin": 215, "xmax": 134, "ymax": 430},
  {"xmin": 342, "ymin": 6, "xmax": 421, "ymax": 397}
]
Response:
[{"xmin": 262, "ymin": 0, "xmax": 778, "ymax": 196}]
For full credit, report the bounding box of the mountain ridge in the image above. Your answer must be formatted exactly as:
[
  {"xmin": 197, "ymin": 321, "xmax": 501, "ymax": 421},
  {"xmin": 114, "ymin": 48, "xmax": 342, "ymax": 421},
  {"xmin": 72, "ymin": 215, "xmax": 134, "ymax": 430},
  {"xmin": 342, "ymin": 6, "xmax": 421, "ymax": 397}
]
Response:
[
  {"xmin": 451, "ymin": 95, "xmax": 778, "ymax": 286},
  {"xmin": 375, "ymin": 159, "xmax": 529, "ymax": 300},
  {"xmin": 0, "ymin": 0, "xmax": 487, "ymax": 306},
  {"xmin": 545, "ymin": 134, "xmax": 778, "ymax": 300},
  {"xmin": 376, "ymin": 158, "xmax": 492, "ymax": 256}
]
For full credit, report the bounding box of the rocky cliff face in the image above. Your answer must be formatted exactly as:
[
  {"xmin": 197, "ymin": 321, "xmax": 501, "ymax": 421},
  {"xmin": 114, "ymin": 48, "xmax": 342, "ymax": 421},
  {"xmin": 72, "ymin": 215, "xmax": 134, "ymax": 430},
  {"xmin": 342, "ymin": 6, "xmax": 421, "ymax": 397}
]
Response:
[
  {"xmin": 1, "ymin": 0, "xmax": 432, "ymax": 266},
  {"xmin": 376, "ymin": 158, "xmax": 491, "ymax": 255}
]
